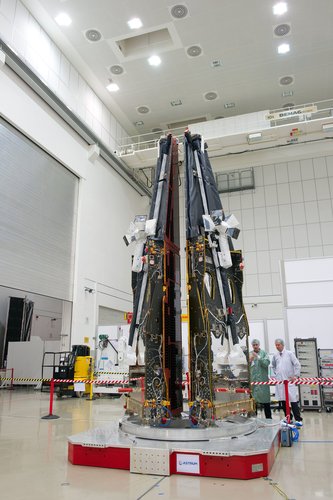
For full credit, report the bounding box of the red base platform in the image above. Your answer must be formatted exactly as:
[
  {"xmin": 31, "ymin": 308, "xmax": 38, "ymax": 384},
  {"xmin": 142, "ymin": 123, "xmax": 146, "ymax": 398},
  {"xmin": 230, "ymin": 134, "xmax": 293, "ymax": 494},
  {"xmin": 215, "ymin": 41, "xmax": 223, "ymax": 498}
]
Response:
[{"xmin": 68, "ymin": 430, "xmax": 280, "ymax": 480}]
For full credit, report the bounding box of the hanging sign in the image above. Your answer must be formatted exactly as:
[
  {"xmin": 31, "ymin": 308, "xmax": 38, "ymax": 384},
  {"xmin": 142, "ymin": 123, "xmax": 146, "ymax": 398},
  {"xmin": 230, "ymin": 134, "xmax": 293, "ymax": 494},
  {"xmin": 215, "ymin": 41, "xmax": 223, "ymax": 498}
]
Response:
[{"xmin": 265, "ymin": 105, "xmax": 317, "ymax": 121}]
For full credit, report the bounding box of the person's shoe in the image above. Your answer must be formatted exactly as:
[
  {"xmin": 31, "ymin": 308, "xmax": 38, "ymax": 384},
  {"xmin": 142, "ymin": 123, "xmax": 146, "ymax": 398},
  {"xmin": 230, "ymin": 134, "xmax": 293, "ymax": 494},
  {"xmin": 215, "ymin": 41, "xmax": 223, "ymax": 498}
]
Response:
[{"xmin": 294, "ymin": 421, "xmax": 303, "ymax": 427}]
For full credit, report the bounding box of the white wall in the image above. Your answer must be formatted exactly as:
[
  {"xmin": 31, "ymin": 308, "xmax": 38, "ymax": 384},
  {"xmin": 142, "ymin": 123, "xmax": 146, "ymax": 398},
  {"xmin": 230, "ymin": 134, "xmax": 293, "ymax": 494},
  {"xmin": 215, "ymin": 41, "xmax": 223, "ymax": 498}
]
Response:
[
  {"xmin": 0, "ymin": 0, "xmax": 130, "ymax": 149},
  {"xmin": 282, "ymin": 257, "xmax": 333, "ymax": 350},
  {"xmin": 179, "ymin": 145, "xmax": 333, "ymax": 340},
  {"xmin": 0, "ymin": 0, "xmax": 149, "ymax": 352},
  {"xmin": 0, "ymin": 61, "xmax": 148, "ymax": 351},
  {"xmin": 214, "ymin": 151, "xmax": 333, "ymax": 320}
]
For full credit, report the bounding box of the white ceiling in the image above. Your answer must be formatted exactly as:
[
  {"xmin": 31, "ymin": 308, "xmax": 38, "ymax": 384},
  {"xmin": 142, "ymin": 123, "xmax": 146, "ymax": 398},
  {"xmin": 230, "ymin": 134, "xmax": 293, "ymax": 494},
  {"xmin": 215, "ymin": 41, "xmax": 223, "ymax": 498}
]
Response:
[{"xmin": 22, "ymin": 0, "xmax": 333, "ymax": 139}]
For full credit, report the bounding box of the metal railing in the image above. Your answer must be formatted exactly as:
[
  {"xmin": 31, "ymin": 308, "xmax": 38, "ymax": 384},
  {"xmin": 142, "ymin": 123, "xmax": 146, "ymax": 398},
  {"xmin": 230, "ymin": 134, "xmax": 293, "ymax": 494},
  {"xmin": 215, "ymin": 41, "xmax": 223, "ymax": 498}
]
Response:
[{"xmin": 117, "ymin": 98, "xmax": 333, "ymax": 157}]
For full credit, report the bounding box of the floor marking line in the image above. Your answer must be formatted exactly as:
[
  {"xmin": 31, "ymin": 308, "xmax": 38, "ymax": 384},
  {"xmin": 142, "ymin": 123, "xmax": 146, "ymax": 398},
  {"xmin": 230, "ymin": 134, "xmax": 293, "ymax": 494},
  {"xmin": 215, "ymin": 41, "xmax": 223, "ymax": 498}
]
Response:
[{"xmin": 136, "ymin": 477, "xmax": 167, "ymax": 500}]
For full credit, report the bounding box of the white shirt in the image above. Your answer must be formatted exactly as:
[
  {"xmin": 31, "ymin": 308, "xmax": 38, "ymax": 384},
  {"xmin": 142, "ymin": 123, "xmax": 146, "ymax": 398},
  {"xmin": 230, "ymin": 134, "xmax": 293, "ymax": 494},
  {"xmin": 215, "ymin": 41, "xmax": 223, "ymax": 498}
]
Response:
[{"xmin": 271, "ymin": 349, "xmax": 301, "ymax": 402}]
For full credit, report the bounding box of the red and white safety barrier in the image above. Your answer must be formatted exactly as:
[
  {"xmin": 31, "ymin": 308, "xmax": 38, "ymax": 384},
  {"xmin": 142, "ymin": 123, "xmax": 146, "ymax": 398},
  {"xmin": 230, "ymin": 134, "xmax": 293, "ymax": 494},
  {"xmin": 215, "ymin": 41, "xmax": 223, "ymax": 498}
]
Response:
[
  {"xmin": 53, "ymin": 378, "xmax": 130, "ymax": 385},
  {"xmin": 251, "ymin": 377, "xmax": 333, "ymax": 386}
]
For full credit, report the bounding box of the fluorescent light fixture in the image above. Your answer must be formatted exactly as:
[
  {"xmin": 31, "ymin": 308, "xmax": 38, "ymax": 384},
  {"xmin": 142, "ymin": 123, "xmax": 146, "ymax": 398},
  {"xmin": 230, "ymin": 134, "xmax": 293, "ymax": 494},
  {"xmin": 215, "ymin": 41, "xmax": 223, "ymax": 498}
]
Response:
[
  {"xmin": 148, "ymin": 55, "xmax": 161, "ymax": 66},
  {"xmin": 322, "ymin": 123, "xmax": 333, "ymax": 132},
  {"xmin": 127, "ymin": 17, "xmax": 143, "ymax": 29},
  {"xmin": 55, "ymin": 12, "xmax": 72, "ymax": 27},
  {"xmin": 247, "ymin": 132, "xmax": 262, "ymax": 143},
  {"xmin": 273, "ymin": 2, "xmax": 288, "ymax": 15},
  {"xmin": 277, "ymin": 43, "xmax": 290, "ymax": 54},
  {"xmin": 106, "ymin": 81, "xmax": 119, "ymax": 92}
]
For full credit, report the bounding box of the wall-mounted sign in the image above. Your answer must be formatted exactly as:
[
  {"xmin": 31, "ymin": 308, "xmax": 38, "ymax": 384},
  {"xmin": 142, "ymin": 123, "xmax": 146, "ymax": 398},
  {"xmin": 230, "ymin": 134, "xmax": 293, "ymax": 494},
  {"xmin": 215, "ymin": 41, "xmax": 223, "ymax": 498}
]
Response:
[{"xmin": 265, "ymin": 105, "xmax": 317, "ymax": 121}]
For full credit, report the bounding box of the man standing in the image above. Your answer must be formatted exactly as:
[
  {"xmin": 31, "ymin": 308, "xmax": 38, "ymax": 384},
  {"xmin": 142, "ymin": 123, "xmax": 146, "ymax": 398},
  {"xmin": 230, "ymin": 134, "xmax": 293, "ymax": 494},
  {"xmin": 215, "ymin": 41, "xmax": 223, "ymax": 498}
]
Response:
[
  {"xmin": 249, "ymin": 339, "xmax": 272, "ymax": 419},
  {"xmin": 272, "ymin": 338, "xmax": 302, "ymax": 423}
]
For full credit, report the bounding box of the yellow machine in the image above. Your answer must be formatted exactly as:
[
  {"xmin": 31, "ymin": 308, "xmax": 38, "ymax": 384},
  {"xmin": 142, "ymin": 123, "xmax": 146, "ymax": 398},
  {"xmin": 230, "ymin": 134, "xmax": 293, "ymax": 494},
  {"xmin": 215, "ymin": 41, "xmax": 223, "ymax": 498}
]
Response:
[{"xmin": 54, "ymin": 345, "xmax": 93, "ymax": 398}]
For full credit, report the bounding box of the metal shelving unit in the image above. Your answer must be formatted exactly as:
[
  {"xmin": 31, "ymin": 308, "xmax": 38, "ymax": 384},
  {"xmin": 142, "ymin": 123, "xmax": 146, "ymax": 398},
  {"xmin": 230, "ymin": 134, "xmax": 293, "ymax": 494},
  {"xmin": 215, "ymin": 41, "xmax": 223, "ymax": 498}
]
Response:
[
  {"xmin": 318, "ymin": 349, "xmax": 333, "ymax": 413},
  {"xmin": 294, "ymin": 338, "xmax": 323, "ymax": 411}
]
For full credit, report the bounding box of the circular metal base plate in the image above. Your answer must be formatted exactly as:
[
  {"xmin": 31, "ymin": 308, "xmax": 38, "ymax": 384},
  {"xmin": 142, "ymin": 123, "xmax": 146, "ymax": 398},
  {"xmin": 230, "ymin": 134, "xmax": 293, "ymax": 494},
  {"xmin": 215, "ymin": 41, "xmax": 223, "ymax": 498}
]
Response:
[{"xmin": 119, "ymin": 415, "xmax": 258, "ymax": 442}]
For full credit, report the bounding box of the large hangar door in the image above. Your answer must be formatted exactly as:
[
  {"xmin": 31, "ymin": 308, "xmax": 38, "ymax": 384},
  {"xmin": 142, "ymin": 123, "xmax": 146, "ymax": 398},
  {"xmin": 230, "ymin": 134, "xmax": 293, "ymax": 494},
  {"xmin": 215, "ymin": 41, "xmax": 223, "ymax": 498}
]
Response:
[{"xmin": 0, "ymin": 118, "xmax": 78, "ymax": 301}]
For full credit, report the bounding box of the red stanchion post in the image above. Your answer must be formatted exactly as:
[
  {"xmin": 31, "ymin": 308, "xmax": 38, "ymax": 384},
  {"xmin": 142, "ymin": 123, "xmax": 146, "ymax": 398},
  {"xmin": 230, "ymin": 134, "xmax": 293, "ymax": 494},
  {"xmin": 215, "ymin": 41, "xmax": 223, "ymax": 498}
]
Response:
[
  {"xmin": 41, "ymin": 378, "xmax": 60, "ymax": 420},
  {"xmin": 284, "ymin": 379, "xmax": 291, "ymax": 424}
]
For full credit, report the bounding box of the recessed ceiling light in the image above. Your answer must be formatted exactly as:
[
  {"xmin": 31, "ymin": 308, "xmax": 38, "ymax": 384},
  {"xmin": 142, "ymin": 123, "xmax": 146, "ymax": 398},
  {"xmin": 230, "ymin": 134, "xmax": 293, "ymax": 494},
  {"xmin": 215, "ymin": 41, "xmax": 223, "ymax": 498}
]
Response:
[
  {"xmin": 134, "ymin": 121, "xmax": 144, "ymax": 126},
  {"xmin": 55, "ymin": 12, "xmax": 72, "ymax": 27},
  {"xmin": 282, "ymin": 90, "xmax": 293, "ymax": 97},
  {"xmin": 106, "ymin": 81, "xmax": 119, "ymax": 92},
  {"xmin": 277, "ymin": 43, "xmax": 290, "ymax": 54},
  {"xmin": 148, "ymin": 55, "xmax": 161, "ymax": 66},
  {"xmin": 224, "ymin": 102, "xmax": 235, "ymax": 109},
  {"xmin": 127, "ymin": 18, "xmax": 143, "ymax": 29},
  {"xmin": 273, "ymin": 2, "xmax": 288, "ymax": 16}
]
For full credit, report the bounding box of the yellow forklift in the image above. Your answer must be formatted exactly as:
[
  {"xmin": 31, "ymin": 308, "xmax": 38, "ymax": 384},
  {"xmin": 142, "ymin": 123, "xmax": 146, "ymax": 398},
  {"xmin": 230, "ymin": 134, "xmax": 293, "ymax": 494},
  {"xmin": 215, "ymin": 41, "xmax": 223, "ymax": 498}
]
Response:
[{"xmin": 53, "ymin": 345, "xmax": 93, "ymax": 398}]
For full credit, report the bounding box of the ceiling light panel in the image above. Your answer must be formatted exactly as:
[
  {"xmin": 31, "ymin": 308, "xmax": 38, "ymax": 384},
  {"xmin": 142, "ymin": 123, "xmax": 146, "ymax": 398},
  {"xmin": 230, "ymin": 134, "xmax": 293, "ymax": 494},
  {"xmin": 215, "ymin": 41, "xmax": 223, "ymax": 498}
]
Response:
[
  {"xmin": 106, "ymin": 81, "xmax": 119, "ymax": 92},
  {"xmin": 277, "ymin": 43, "xmax": 290, "ymax": 54},
  {"xmin": 148, "ymin": 55, "xmax": 161, "ymax": 66},
  {"xmin": 55, "ymin": 12, "xmax": 72, "ymax": 27},
  {"xmin": 127, "ymin": 18, "xmax": 143, "ymax": 30},
  {"xmin": 224, "ymin": 102, "xmax": 235, "ymax": 109},
  {"xmin": 273, "ymin": 2, "xmax": 288, "ymax": 16}
]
